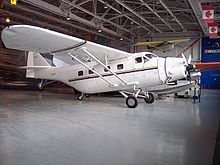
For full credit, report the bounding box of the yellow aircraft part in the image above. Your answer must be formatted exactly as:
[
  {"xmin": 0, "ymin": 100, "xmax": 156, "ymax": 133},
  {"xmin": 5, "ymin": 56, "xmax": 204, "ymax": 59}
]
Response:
[{"xmin": 135, "ymin": 38, "xmax": 191, "ymax": 46}]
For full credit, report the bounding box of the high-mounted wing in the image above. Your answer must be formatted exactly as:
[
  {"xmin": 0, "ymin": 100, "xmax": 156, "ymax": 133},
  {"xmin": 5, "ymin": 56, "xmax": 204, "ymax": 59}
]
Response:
[{"xmin": 1, "ymin": 25, "xmax": 131, "ymax": 62}]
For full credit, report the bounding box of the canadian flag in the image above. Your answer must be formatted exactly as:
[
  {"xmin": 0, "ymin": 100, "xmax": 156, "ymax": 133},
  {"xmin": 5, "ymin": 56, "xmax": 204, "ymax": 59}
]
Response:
[
  {"xmin": 202, "ymin": 6, "xmax": 215, "ymax": 23},
  {"xmin": 208, "ymin": 23, "xmax": 218, "ymax": 37}
]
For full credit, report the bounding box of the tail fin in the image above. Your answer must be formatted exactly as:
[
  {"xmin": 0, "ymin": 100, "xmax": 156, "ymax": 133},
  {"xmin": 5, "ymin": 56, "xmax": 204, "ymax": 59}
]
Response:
[{"xmin": 26, "ymin": 52, "xmax": 51, "ymax": 78}]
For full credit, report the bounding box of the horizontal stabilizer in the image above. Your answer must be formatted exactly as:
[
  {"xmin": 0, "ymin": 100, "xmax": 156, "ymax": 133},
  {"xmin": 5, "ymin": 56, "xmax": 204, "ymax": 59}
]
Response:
[
  {"xmin": 20, "ymin": 66, "xmax": 52, "ymax": 69},
  {"xmin": 26, "ymin": 52, "xmax": 51, "ymax": 78}
]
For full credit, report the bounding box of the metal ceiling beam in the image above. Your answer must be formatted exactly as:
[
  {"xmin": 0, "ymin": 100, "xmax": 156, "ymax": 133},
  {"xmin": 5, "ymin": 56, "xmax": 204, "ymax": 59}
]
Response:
[
  {"xmin": 187, "ymin": 0, "xmax": 208, "ymax": 35},
  {"xmin": 3, "ymin": 2, "xmax": 114, "ymax": 40},
  {"xmin": 115, "ymin": 0, "xmax": 162, "ymax": 33},
  {"xmin": 19, "ymin": 0, "xmax": 129, "ymax": 40},
  {"xmin": 151, "ymin": 31, "xmax": 201, "ymax": 38},
  {"xmin": 0, "ymin": 10, "xmax": 75, "ymax": 35},
  {"xmin": 159, "ymin": 0, "xmax": 187, "ymax": 31},
  {"xmin": 127, "ymin": 9, "xmax": 192, "ymax": 15},
  {"xmin": 139, "ymin": 0, "xmax": 176, "ymax": 32},
  {"xmin": 98, "ymin": 0, "xmax": 152, "ymax": 34},
  {"xmin": 60, "ymin": 0, "xmax": 132, "ymax": 34}
]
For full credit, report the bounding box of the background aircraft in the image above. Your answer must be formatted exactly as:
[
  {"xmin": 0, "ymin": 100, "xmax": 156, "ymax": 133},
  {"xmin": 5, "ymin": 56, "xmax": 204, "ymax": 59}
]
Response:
[{"xmin": 135, "ymin": 38, "xmax": 192, "ymax": 52}]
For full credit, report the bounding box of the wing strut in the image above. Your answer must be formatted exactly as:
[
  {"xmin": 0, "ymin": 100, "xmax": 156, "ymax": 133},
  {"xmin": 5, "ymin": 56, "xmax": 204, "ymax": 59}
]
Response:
[
  {"xmin": 78, "ymin": 47, "xmax": 130, "ymax": 85},
  {"xmin": 69, "ymin": 53, "xmax": 119, "ymax": 87}
]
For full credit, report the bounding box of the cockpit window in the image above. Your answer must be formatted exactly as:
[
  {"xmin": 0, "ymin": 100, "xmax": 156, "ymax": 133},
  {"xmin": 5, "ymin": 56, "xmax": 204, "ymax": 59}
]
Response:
[
  {"xmin": 145, "ymin": 54, "xmax": 157, "ymax": 59},
  {"xmin": 135, "ymin": 57, "xmax": 142, "ymax": 63},
  {"xmin": 143, "ymin": 57, "xmax": 149, "ymax": 63}
]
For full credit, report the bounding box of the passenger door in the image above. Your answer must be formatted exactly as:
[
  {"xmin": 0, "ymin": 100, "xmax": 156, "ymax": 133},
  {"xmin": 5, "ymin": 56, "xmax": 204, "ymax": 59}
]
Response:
[{"xmin": 134, "ymin": 56, "xmax": 144, "ymax": 78}]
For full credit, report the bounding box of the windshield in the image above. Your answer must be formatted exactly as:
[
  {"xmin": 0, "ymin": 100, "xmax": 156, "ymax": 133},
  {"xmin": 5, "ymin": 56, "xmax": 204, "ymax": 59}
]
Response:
[{"xmin": 145, "ymin": 53, "xmax": 157, "ymax": 59}]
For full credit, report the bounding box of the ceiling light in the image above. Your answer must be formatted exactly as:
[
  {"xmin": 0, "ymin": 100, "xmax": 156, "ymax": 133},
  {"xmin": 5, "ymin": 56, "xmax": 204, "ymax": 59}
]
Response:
[
  {"xmin": 98, "ymin": 29, "xmax": 102, "ymax": 33},
  {"xmin": 66, "ymin": 16, "xmax": 71, "ymax": 21},
  {"xmin": 5, "ymin": 17, "xmax": 10, "ymax": 23},
  {"xmin": 120, "ymin": 37, "xmax": 123, "ymax": 41},
  {"xmin": 104, "ymin": 1, "xmax": 108, "ymax": 9},
  {"xmin": 66, "ymin": 10, "xmax": 71, "ymax": 21}
]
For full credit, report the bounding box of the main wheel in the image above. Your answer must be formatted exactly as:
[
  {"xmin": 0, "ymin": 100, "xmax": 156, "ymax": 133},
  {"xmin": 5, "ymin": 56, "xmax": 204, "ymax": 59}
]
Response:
[
  {"xmin": 126, "ymin": 96, "xmax": 138, "ymax": 108},
  {"xmin": 144, "ymin": 93, "xmax": 155, "ymax": 104}
]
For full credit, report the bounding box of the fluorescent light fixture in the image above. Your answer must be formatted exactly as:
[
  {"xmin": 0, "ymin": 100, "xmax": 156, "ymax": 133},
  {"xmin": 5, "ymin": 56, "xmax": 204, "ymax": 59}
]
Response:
[
  {"xmin": 104, "ymin": 1, "xmax": 108, "ymax": 9},
  {"xmin": 5, "ymin": 17, "xmax": 10, "ymax": 23},
  {"xmin": 66, "ymin": 10, "xmax": 71, "ymax": 21}
]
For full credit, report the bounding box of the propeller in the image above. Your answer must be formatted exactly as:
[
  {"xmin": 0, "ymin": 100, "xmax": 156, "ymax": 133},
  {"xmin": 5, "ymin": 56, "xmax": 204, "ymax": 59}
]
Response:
[
  {"xmin": 181, "ymin": 53, "xmax": 188, "ymax": 66},
  {"xmin": 181, "ymin": 53, "xmax": 194, "ymax": 80},
  {"xmin": 188, "ymin": 54, "xmax": 192, "ymax": 65}
]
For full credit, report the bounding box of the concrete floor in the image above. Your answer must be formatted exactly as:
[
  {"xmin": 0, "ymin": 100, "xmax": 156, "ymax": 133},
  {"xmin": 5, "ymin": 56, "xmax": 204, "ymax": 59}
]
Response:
[{"xmin": 0, "ymin": 89, "xmax": 219, "ymax": 165}]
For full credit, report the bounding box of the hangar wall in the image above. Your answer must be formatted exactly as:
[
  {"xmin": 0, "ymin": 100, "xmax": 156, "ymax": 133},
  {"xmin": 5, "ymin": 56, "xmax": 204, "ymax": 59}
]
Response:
[
  {"xmin": 132, "ymin": 38, "xmax": 201, "ymax": 62},
  {"xmin": 201, "ymin": 37, "xmax": 220, "ymax": 89}
]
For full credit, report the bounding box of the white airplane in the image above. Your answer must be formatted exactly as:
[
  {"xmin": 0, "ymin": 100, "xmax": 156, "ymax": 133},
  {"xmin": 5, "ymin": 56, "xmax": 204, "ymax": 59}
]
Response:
[{"xmin": 1, "ymin": 25, "xmax": 195, "ymax": 108}]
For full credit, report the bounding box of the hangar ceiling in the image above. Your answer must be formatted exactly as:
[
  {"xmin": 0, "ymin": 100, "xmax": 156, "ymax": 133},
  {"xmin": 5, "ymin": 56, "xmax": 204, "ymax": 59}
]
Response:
[{"xmin": 1, "ymin": 0, "xmax": 219, "ymax": 42}]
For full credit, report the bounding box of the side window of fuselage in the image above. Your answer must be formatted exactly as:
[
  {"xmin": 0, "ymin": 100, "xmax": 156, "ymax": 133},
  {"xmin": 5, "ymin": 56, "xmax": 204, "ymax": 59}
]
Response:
[
  {"xmin": 104, "ymin": 66, "xmax": 111, "ymax": 72},
  {"xmin": 89, "ymin": 70, "xmax": 94, "ymax": 74},
  {"xmin": 78, "ymin": 71, "xmax": 83, "ymax": 76},
  {"xmin": 135, "ymin": 57, "xmax": 142, "ymax": 64},
  {"xmin": 117, "ymin": 64, "xmax": 124, "ymax": 70},
  {"xmin": 143, "ymin": 56, "xmax": 149, "ymax": 63}
]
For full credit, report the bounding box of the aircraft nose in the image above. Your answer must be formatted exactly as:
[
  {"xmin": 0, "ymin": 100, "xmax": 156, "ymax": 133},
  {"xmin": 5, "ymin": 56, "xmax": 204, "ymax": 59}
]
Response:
[
  {"xmin": 186, "ymin": 64, "xmax": 196, "ymax": 71},
  {"xmin": 165, "ymin": 57, "xmax": 187, "ymax": 82}
]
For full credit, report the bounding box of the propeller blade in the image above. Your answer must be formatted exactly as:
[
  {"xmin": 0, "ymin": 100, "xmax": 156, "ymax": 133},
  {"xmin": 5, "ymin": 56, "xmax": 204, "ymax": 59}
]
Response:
[
  {"xmin": 181, "ymin": 53, "xmax": 188, "ymax": 66},
  {"xmin": 188, "ymin": 54, "xmax": 192, "ymax": 64}
]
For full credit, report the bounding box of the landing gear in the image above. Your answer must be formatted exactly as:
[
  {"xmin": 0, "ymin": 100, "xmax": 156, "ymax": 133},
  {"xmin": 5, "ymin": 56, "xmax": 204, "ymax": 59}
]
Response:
[
  {"xmin": 126, "ymin": 96, "xmax": 138, "ymax": 108},
  {"xmin": 37, "ymin": 79, "xmax": 55, "ymax": 91},
  {"xmin": 144, "ymin": 93, "xmax": 155, "ymax": 104},
  {"xmin": 37, "ymin": 79, "xmax": 46, "ymax": 91},
  {"xmin": 77, "ymin": 93, "xmax": 84, "ymax": 100},
  {"xmin": 85, "ymin": 94, "xmax": 90, "ymax": 98},
  {"xmin": 120, "ymin": 89, "xmax": 156, "ymax": 108}
]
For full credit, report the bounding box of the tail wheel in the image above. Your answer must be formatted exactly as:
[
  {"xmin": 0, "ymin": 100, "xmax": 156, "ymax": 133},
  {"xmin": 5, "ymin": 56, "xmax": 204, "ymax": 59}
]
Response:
[
  {"xmin": 37, "ymin": 83, "xmax": 44, "ymax": 91},
  {"xmin": 126, "ymin": 96, "xmax": 138, "ymax": 108},
  {"xmin": 144, "ymin": 93, "xmax": 155, "ymax": 104},
  {"xmin": 77, "ymin": 93, "xmax": 84, "ymax": 100}
]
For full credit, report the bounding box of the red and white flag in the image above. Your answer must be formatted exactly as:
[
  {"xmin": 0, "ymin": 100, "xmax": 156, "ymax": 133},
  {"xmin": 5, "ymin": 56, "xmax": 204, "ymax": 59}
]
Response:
[
  {"xmin": 202, "ymin": 6, "xmax": 215, "ymax": 23},
  {"xmin": 208, "ymin": 23, "xmax": 218, "ymax": 37}
]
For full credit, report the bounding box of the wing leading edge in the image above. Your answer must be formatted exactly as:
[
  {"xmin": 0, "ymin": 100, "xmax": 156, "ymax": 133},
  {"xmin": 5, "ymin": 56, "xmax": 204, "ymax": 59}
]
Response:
[{"xmin": 1, "ymin": 25, "xmax": 131, "ymax": 61}]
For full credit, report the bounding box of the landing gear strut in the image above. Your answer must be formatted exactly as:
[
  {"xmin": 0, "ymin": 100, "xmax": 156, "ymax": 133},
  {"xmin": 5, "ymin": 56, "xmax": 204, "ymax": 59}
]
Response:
[
  {"xmin": 37, "ymin": 79, "xmax": 55, "ymax": 91},
  {"xmin": 120, "ymin": 89, "xmax": 155, "ymax": 108},
  {"xmin": 37, "ymin": 79, "xmax": 46, "ymax": 91}
]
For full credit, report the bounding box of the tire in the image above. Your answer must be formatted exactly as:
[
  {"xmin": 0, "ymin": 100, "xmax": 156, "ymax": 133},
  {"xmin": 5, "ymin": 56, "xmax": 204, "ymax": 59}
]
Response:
[
  {"xmin": 126, "ymin": 96, "xmax": 138, "ymax": 108},
  {"xmin": 37, "ymin": 83, "xmax": 44, "ymax": 91},
  {"xmin": 144, "ymin": 93, "xmax": 155, "ymax": 104}
]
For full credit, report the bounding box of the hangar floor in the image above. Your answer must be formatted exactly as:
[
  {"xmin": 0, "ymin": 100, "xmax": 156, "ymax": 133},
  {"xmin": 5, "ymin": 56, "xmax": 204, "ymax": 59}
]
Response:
[{"xmin": 0, "ymin": 89, "xmax": 219, "ymax": 165}]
